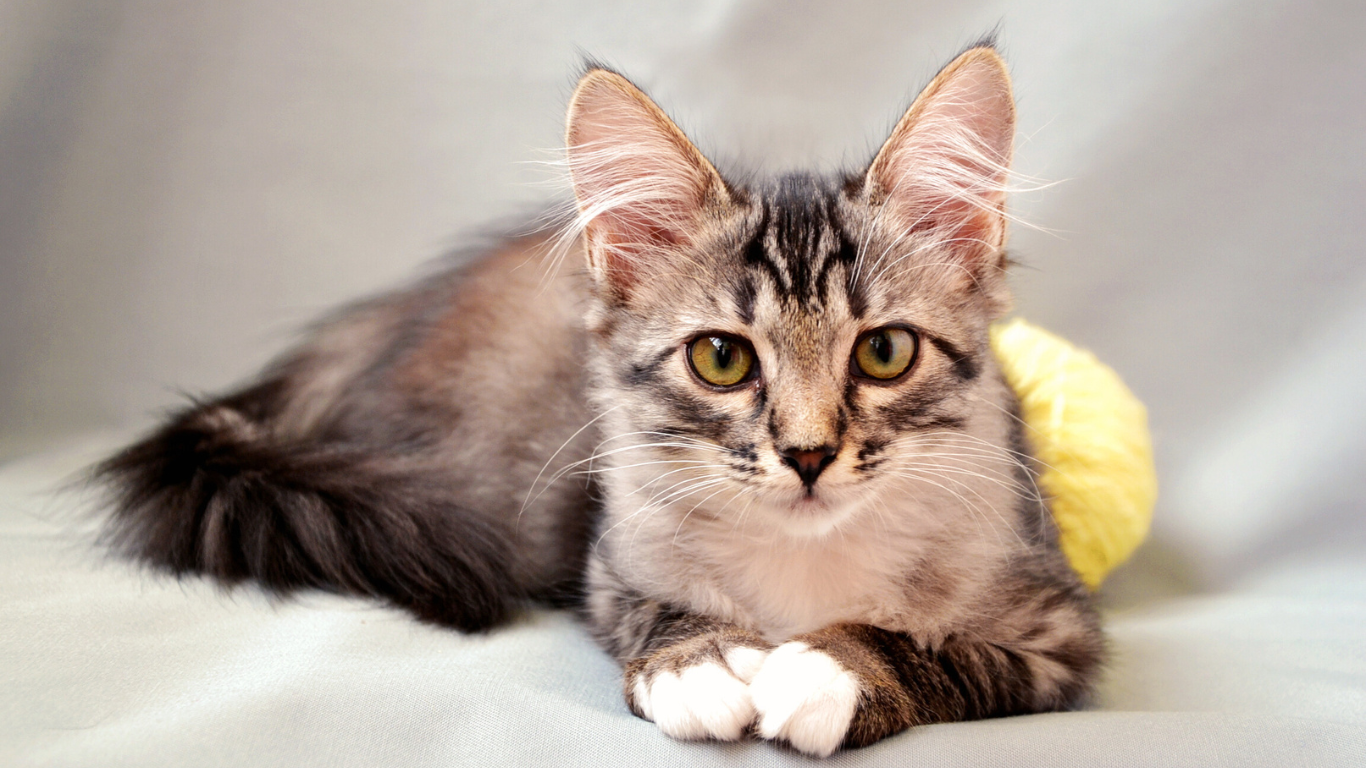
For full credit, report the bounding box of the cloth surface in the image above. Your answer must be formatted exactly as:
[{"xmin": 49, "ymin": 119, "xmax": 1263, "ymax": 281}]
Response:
[{"xmin": 2, "ymin": 0, "xmax": 1364, "ymax": 765}]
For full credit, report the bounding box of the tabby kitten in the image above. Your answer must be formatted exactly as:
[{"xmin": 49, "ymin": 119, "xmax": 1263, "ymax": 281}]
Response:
[{"xmin": 98, "ymin": 44, "xmax": 1103, "ymax": 756}]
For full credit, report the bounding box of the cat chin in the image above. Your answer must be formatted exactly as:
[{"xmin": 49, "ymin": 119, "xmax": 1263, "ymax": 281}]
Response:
[{"xmin": 751, "ymin": 490, "xmax": 865, "ymax": 540}]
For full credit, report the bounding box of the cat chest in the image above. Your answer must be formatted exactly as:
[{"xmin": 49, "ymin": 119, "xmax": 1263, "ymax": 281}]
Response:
[{"xmin": 701, "ymin": 536, "xmax": 918, "ymax": 640}]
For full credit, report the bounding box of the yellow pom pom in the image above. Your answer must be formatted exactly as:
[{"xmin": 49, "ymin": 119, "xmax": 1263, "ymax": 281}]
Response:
[{"xmin": 990, "ymin": 319, "xmax": 1157, "ymax": 589}]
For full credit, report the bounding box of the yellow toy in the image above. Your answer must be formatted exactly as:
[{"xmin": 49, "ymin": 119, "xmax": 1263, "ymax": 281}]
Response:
[{"xmin": 991, "ymin": 319, "xmax": 1157, "ymax": 589}]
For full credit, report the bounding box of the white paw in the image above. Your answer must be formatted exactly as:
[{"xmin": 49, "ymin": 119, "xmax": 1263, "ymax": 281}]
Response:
[
  {"xmin": 725, "ymin": 645, "xmax": 769, "ymax": 683},
  {"xmin": 635, "ymin": 661, "xmax": 755, "ymax": 741},
  {"xmin": 749, "ymin": 642, "xmax": 860, "ymax": 757}
]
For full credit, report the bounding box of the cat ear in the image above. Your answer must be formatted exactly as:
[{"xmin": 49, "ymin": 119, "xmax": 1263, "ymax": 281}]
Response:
[
  {"xmin": 865, "ymin": 46, "xmax": 1016, "ymax": 303},
  {"xmin": 566, "ymin": 68, "xmax": 728, "ymax": 297}
]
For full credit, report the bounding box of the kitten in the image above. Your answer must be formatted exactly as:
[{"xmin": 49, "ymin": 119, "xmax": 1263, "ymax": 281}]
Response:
[{"xmin": 97, "ymin": 43, "xmax": 1103, "ymax": 756}]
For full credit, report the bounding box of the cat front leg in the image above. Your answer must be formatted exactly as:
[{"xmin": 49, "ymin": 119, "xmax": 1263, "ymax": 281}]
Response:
[
  {"xmin": 622, "ymin": 616, "xmax": 773, "ymax": 741},
  {"xmin": 585, "ymin": 561, "xmax": 773, "ymax": 741},
  {"xmin": 750, "ymin": 617, "xmax": 1104, "ymax": 756}
]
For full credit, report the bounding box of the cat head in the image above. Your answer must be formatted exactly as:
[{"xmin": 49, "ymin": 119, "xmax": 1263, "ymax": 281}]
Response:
[{"xmin": 565, "ymin": 47, "xmax": 1022, "ymax": 539}]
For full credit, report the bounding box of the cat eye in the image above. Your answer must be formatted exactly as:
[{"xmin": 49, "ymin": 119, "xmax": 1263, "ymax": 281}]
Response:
[
  {"xmin": 852, "ymin": 327, "xmax": 918, "ymax": 380},
  {"xmin": 688, "ymin": 335, "xmax": 756, "ymax": 388}
]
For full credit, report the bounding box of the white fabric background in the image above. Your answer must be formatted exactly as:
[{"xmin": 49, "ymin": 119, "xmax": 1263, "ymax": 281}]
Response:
[{"xmin": 2, "ymin": 0, "xmax": 1364, "ymax": 765}]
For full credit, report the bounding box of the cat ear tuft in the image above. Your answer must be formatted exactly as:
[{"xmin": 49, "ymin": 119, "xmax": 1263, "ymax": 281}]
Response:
[
  {"xmin": 565, "ymin": 69, "xmax": 727, "ymax": 298},
  {"xmin": 866, "ymin": 46, "xmax": 1016, "ymax": 301}
]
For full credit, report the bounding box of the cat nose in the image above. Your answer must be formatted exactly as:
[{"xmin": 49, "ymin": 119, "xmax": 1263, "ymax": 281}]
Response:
[{"xmin": 780, "ymin": 446, "xmax": 838, "ymax": 488}]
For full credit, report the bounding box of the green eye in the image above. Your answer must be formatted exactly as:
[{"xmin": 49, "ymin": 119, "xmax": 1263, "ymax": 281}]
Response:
[
  {"xmin": 688, "ymin": 335, "xmax": 755, "ymax": 387},
  {"xmin": 853, "ymin": 327, "xmax": 917, "ymax": 380}
]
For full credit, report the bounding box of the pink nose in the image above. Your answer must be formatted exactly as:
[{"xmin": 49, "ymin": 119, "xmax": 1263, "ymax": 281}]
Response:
[{"xmin": 780, "ymin": 446, "xmax": 838, "ymax": 488}]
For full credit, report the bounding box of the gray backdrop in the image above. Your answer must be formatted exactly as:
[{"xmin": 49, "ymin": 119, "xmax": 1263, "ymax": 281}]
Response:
[{"xmin": 3, "ymin": 1, "xmax": 1365, "ymax": 765}]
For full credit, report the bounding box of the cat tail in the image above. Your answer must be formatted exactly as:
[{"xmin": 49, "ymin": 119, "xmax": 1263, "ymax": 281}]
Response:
[{"xmin": 93, "ymin": 384, "xmax": 517, "ymax": 632}]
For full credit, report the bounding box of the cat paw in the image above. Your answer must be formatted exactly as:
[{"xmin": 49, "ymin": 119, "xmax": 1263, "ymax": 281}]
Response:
[
  {"xmin": 749, "ymin": 641, "xmax": 860, "ymax": 757},
  {"xmin": 631, "ymin": 661, "xmax": 756, "ymax": 741}
]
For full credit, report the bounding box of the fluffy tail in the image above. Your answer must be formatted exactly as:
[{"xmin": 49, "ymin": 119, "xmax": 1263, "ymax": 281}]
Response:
[{"xmin": 95, "ymin": 385, "xmax": 516, "ymax": 631}]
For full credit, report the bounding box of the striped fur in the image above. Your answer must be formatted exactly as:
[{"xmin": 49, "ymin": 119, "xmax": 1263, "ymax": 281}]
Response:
[{"xmin": 96, "ymin": 42, "xmax": 1103, "ymax": 755}]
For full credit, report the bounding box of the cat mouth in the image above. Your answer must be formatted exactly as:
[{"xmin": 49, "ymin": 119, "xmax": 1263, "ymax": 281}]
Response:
[
  {"xmin": 791, "ymin": 494, "xmax": 830, "ymax": 514},
  {"xmin": 762, "ymin": 489, "xmax": 863, "ymax": 539},
  {"xmin": 785, "ymin": 486, "xmax": 842, "ymax": 514}
]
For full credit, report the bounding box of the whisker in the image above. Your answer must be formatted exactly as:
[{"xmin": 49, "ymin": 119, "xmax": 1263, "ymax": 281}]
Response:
[
  {"xmin": 672, "ymin": 485, "xmax": 736, "ymax": 546},
  {"xmin": 519, "ymin": 404, "xmax": 622, "ymax": 525},
  {"xmin": 525, "ymin": 438, "xmax": 734, "ymax": 510},
  {"xmin": 885, "ymin": 468, "xmax": 1022, "ymax": 548},
  {"xmin": 594, "ymin": 474, "xmax": 727, "ymax": 551}
]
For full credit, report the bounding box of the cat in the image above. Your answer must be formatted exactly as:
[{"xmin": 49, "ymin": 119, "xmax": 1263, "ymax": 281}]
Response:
[{"xmin": 96, "ymin": 42, "xmax": 1104, "ymax": 756}]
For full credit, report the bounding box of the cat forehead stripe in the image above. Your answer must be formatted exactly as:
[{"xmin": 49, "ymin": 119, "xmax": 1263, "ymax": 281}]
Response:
[{"xmin": 739, "ymin": 173, "xmax": 864, "ymax": 314}]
